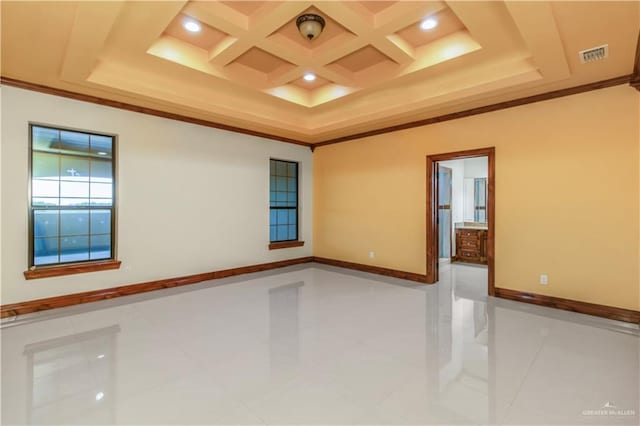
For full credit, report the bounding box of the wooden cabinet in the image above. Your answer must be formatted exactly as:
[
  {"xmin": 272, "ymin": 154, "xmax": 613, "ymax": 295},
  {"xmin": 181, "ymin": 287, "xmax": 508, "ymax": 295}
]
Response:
[{"xmin": 454, "ymin": 228, "xmax": 487, "ymax": 265}]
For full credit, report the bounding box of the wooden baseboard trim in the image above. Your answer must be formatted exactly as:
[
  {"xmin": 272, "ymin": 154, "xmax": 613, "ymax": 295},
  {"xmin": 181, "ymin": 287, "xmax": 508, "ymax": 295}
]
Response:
[
  {"xmin": 10, "ymin": 258, "xmax": 635, "ymax": 324},
  {"xmin": 1, "ymin": 257, "xmax": 313, "ymax": 319},
  {"xmin": 313, "ymin": 256, "xmax": 428, "ymax": 283},
  {"xmin": 494, "ymin": 288, "xmax": 640, "ymax": 324}
]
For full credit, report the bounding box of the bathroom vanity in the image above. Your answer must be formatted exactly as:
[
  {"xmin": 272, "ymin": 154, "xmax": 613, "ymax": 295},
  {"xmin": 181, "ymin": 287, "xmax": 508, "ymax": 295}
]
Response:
[{"xmin": 453, "ymin": 223, "xmax": 487, "ymax": 265}]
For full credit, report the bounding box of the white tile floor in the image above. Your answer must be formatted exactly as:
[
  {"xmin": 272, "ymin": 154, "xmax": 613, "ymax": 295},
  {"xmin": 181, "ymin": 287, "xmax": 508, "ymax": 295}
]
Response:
[{"xmin": 1, "ymin": 263, "xmax": 638, "ymax": 425}]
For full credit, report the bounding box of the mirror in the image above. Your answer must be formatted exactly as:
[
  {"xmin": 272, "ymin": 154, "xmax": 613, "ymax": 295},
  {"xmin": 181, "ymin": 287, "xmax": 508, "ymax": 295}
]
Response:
[{"xmin": 463, "ymin": 178, "xmax": 487, "ymax": 223}]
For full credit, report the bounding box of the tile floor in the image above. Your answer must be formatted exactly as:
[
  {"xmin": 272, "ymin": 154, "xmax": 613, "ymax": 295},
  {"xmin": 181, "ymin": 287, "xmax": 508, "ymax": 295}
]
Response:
[{"xmin": 1, "ymin": 263, "xmax": 638, "ymax": 425}]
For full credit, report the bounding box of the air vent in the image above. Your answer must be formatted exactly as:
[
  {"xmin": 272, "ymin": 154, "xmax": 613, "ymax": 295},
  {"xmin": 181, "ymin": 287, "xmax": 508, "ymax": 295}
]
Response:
[{"xmin": 579, "ymin": 44, "xmax": 608, "ymax": 64}]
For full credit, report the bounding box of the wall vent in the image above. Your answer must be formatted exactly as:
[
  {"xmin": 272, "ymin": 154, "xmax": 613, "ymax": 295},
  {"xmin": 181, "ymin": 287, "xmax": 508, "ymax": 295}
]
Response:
[{"xmin": 579, "ymin": 44, "xmax": 608, "ymax": 64}]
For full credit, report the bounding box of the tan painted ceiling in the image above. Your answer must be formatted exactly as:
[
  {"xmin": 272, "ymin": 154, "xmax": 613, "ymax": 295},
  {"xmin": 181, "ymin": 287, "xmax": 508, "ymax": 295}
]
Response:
[{"xmin": 1, "ymin": 1, "xmax": 638, "ymax": 144}]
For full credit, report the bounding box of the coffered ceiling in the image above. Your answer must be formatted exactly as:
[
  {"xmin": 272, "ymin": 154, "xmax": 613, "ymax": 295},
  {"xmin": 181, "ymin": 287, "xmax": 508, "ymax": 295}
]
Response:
[{"xmin": 1, "ymin": 1, "xmax": 638, "ymax": 144}]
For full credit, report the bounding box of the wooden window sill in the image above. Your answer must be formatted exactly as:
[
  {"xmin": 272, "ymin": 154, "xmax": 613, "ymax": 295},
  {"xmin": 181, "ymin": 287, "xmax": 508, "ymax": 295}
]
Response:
[
  {"xmin": 268, "ymin": 241, "xmax": 305, "ymax": 250},
  {"xmin": 24, "ymin": 260, "xmax": 122, "ymax": 280}
]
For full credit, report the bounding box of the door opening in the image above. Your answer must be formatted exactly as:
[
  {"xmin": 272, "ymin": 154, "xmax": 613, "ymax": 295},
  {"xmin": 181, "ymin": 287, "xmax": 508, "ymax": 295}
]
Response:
[
  {"xmin": 426, "ymin": 148, "xmax": 495, "ymax": 296},
  {"xmin": 437, "ymin": 166, "xmax": 453, "ymax": 263}
]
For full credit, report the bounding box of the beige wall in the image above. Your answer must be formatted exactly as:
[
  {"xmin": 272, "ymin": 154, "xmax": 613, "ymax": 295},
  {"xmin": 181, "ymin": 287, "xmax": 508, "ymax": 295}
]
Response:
[
  {"xmin": 2, "ymin": 84, "xmax": 639, "ymax": 311},
  {"xmin": 1, "ymin": 86, "xmax": 313, "ymax": 304},
  {"xmin": 314, "ymin": 85, "xmax": 639, "ymax": 310}
]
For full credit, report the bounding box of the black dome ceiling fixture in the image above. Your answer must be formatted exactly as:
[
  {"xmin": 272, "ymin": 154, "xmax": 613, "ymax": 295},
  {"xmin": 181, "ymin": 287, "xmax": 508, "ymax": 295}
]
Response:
[{"xmin": 296, "ymin": 14, "xmax": 326, "ymax": 41}]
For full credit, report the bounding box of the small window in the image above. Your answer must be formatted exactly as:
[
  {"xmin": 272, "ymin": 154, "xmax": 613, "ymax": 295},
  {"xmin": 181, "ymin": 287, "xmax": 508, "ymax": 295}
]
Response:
[
  {"xmin": 29, "ymin": 124, "xmax": 116, "ymax": 267},
  {"xmin": 474, "ymin": 178, "xmax": 487, "ymax": 222},
  {"xmin": 269, "ymin": 159, "xmax": 298, "ymax": 242}
]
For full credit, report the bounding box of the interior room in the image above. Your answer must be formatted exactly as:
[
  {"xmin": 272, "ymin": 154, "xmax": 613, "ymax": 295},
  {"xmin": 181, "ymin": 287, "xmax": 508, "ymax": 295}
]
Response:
[
  {"xmin": 437, "ymin": 157, "xmax": 489, "ymax": 300},
  {"xmin": 1, "ymin": 1, "xmax": 639, "ymax": 425}
]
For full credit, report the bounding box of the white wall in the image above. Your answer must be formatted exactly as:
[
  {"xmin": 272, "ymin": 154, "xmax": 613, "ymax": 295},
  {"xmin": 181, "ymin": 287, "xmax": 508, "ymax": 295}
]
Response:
[
  {"xmin": 464, "ymin": 157, "xmax": 488, "ymax": 178},
  {"xmin": 0, "ymin": 86, "xmax": 313, "ymax": 304}
]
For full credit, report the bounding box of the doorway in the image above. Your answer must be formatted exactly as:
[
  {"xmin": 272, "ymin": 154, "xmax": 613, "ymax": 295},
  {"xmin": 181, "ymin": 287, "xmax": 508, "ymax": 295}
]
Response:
[
  {"xmin": 426, "ymin": 147, "xmax": 495, "ymax": 295},
  {"xmin": 437, "ymin": 166, "xmax": 453, "ymax": 263}
]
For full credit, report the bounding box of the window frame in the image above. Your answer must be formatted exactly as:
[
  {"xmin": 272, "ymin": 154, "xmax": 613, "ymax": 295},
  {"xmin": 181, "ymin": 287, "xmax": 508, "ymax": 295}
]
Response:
[
  {"xmin": 269, "ymin": 158, "xmax": 303, "ymax": 249},
  {"xmin": 26, "ymin": 122, "xmax": 119, "ymax": 278}
]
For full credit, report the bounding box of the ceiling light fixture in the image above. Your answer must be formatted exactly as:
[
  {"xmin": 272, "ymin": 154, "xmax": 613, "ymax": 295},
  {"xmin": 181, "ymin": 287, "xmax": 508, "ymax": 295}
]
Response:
[
  {"xmin": 303, "ymin": 73, "xmax": 316, "ymax": 82},
  {"xmin": 184, "ymin": 19, "xmax": 201, "ymax": 33},
  {"xmin": 420, "ymin": 17, "xmax": 438, "ymax": 31},
  {"xmin": 296, "ymin": 14, "xmax": 325, "ymax": 41}
]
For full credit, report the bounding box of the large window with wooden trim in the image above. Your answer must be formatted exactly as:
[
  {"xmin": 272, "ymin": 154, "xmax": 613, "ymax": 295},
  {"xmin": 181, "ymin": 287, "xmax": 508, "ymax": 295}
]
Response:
[
  {"xmin": 29, "ymin": 124, "xmax": 116, "ymax": 270},
  {"xmin": 269, "ymin": 159, "xmax": 302, "ymax": 249}
]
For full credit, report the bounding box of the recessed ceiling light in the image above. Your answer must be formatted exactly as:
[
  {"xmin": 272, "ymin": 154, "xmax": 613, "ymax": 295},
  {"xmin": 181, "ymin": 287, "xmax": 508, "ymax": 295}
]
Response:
[
  {"xmin": 95, "ymin": 392, "xmax": 104, "ymax": 401},
  {"xmin": 303, "ymin": 73, "xmax": 316, "ymax": 82},
  {"xmin": 184, "ymin": 20, "xmax": 201, "ymax": 33},
  {"xmin": 420, "ymin": 17, "xmax": 438, "ymax": 31}
]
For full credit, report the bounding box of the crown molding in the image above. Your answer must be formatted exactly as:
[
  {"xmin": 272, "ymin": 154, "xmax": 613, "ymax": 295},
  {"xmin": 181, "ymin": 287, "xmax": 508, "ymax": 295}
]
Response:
[
  {"xmin": 0, "ymin": 76, "xmax": 311, "ymax": 148},
  {"xmin": 312, "ymin": 74, "xmax": 633, "ymax": 148},
  {"xmin": 1, "ymin": 72, "xmax": 635, "ymax": 150}
]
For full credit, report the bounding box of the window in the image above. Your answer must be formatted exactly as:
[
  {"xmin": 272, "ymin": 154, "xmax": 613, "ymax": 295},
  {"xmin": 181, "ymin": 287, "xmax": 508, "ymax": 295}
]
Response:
[
  {"xmin": 29, "ymin": 124, "xmax": 116, "ymax": 268},
  {"xmin": 269, "ymin": 159, "xmax": 299, "ymax": 244},
  {"xmin": 474, "ymin": 178, "xmax": 487, "ymax": 222}
]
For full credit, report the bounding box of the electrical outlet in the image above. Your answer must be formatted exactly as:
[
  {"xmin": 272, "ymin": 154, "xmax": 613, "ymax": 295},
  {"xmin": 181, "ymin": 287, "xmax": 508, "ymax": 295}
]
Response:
[
  {"xmin": 369, "ymin": 251, "xmax": 375, "ymax": 259},
  {"xmin": 540, "ymin": 274, "xmax": 548, "ymax": 285}
]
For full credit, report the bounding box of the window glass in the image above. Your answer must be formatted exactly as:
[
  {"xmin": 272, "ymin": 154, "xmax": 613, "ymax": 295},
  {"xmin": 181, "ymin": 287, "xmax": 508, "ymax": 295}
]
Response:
[
  {"xmin": 34, "ymin": 210, "xmax": 59, "ymax": 238},
  {"xmin": 91, "ymin": 160, "xmax": 112, "ymax": 182},
  {"xmin": 90, "ymin": 210, "xmax": 111, "ymax": 235},
  {"xmin": 90, "ymin": 234, "xmax": 111, "ymax": 260},
  {"xmin": 61, "ymin": 156, "xmax": 90, "ymax": 183},
  {"xmin": 32, "ymin": 127, "xmax": 60, "ymax": 153},
  {"xmin": 30, "ymin": 125, "xmax": 115, "ymax": 267},
  {"xmin": 269, "ymin": 159, "xmax": 298, "ymax": 242},
  {"xmin": 60, "ymin": 236, "xmax": 90, "ymax": 262},
  {"xmin": 34, "ymin": 237, "xmax": 59, "ymax": 265},
  {"xmin": 33, "ymin": 153, "xmax": 59, "ymax": 178}
]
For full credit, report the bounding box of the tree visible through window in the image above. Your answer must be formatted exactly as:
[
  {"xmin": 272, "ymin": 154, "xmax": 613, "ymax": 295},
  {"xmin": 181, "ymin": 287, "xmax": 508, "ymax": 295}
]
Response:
[
  {"xmin": 269, "ymin": 159, "xmax": 298, "ymax": 242},
  {"xmin": 30, "ymin": 124, "xmax": 115, "ymax": 267}
]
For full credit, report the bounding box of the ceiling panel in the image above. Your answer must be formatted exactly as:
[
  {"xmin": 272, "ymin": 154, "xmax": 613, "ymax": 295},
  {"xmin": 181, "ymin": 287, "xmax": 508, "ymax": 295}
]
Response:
[{"xmin": 1, "ymin": 0, "xmax": 637, "ymax": 143}]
